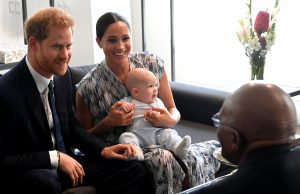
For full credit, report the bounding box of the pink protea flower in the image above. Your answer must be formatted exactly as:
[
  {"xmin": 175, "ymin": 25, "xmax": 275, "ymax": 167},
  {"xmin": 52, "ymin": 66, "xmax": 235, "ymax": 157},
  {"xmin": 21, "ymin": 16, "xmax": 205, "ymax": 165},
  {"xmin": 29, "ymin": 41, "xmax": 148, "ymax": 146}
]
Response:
[{"xmin": 254, "ymin": 11, "xmax": 270, "ymax": 36}]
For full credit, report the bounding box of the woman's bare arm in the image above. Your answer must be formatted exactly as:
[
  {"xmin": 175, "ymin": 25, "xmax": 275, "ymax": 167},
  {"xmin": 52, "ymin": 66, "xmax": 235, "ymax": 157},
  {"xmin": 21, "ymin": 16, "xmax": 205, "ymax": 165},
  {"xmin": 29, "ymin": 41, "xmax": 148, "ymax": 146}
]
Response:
[{"xmin": 75, "ymin": 92, "xmax": 133, "ymax": 136}]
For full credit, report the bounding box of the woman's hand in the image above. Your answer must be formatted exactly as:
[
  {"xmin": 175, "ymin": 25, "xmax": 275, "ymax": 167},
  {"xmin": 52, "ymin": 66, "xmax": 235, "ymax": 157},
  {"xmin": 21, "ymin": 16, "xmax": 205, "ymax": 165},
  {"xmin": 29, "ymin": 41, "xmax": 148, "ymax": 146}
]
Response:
[
  {"xmin": 106, "ymin": 101, "xmax": 134, "ymax": 127},
  {"xmin": 101, "ymin": 144, "xmax": 137, "ymax": 160},
  {"xmin": 144, "ymin": 107, "xmax": 178, "ymax": 128},
  {"xmin": 82, "ymin": 101, "xmax": 134, "ymax": 136}
]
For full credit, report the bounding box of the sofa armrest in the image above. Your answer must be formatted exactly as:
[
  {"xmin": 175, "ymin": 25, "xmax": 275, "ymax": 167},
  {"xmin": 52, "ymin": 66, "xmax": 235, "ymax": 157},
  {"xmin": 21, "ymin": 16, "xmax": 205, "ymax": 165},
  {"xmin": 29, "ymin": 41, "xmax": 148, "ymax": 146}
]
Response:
[{"xmin": 170, "ymin": 81, "xmax": 229, "ymax": 126}]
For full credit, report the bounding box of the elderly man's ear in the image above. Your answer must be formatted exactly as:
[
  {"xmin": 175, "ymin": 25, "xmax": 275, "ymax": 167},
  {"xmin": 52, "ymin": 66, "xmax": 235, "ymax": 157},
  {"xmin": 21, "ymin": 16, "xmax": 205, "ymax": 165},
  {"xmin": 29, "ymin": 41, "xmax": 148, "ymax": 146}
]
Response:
[{"xmin": 230, "ymin": 130, "xmax": 242, "ymax": 151}]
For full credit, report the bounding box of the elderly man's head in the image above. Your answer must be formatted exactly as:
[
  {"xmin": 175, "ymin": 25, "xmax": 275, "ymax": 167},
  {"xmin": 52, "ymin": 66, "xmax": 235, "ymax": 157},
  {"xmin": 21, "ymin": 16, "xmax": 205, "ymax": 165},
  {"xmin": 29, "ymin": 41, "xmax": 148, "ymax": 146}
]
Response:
[{"xmin": 217, "ymin": 83, "xmax": 297, "ymax": 165}]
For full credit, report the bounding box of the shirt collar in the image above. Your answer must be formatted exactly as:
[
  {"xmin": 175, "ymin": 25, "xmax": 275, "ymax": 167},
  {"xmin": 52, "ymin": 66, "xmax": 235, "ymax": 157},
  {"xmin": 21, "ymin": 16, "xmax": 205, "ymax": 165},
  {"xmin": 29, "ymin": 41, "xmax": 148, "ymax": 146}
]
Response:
[{"xmin": 26, "ymin": 56, "xmax": 53, "ymax": 93}]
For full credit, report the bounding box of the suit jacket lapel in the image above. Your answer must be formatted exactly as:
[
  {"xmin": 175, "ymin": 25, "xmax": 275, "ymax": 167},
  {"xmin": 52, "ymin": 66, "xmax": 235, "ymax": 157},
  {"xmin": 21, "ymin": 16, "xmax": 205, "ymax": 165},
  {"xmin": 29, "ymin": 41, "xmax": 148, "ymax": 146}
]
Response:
[{"xmin": 19, "ymin": 60, "xmax": 51, "ymax": 134}]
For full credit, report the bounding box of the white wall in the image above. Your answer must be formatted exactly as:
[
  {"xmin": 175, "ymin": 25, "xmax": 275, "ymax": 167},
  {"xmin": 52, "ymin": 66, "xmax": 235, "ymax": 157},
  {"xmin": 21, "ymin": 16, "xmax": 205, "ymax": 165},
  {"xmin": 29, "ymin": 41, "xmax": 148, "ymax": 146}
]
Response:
[
  {"xmin": 26, "ymin": 0, "xmax": 50, "ymax": 19},
  {"xmin": 130, "ymin": 0, "xmax": 143, "ymax": 52},
  {"xmin": 143, "ymin": 0, "xmax": 172, "ymax": 79},
  {"xmin": 0, "ymin": 0, "xmax": 24, "ymax": 44}
]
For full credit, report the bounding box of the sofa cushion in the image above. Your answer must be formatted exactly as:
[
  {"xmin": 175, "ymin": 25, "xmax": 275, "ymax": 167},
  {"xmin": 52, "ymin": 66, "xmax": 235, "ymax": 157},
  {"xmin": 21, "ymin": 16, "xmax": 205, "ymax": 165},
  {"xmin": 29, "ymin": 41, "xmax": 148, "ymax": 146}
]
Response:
[
  {"xmin": 170, "ymin": 81, "xmax": 229, "ymax": 126},
  {"xmin": 175, "ymin": 120, "xmax": 217, "ymax": 143}
]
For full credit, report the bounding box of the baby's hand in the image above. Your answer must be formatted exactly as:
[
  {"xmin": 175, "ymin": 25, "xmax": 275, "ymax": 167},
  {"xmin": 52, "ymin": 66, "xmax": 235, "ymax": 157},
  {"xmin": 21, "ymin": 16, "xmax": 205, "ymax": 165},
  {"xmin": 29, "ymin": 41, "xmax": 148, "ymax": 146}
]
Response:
[{"xmin": 119, "ymin": 102, "xmax": 134, "ymax": 113}]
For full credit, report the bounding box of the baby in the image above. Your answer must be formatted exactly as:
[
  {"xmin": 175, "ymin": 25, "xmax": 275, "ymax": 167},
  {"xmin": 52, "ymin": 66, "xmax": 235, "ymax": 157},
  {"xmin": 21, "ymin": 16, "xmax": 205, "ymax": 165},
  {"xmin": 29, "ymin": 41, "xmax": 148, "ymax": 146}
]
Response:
[{"xmin": 119, "ymin": 68, "xmax": 191, "ymax": 161}]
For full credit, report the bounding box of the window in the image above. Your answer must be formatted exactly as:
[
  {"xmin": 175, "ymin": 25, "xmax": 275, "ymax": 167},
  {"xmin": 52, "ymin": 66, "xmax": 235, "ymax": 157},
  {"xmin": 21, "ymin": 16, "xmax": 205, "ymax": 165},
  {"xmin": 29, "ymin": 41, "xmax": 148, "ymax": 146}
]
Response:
[{"xmin": 143, "ymin": 0, "xmax": 300, "ymax": 89}]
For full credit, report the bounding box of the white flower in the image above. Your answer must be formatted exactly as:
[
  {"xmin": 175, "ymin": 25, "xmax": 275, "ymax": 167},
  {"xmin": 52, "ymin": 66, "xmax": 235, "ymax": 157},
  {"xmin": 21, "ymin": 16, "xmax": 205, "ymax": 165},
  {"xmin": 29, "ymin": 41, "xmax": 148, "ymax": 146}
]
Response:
[{"xmin": 248, "ymin": 37, "xmax": 261, "ymax": 52}]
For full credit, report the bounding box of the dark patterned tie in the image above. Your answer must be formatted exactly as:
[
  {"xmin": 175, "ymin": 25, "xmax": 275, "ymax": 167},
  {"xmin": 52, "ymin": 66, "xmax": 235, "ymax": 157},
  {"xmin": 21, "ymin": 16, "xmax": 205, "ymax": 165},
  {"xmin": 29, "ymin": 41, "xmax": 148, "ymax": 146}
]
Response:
[{"xmin": 48, "ymin": 80, "xmax": 66, "ymax": 153}]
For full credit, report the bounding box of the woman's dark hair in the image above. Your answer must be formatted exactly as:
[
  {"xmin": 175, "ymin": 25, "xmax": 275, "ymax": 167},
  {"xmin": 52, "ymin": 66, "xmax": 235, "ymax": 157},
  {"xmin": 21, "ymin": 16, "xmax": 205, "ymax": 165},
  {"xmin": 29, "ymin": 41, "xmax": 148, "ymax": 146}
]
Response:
[{"xmin": 96, "ymin": 12, "xmax": 131, "ymax": 40}]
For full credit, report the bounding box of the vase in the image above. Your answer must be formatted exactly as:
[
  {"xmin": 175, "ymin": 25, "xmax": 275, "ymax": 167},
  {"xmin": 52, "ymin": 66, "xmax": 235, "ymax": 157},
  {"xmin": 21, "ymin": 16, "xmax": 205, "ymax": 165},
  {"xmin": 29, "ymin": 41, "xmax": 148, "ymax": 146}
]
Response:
[{"xmin": 250, "ymin": 51, "xmax": 265, "ymax": 80}]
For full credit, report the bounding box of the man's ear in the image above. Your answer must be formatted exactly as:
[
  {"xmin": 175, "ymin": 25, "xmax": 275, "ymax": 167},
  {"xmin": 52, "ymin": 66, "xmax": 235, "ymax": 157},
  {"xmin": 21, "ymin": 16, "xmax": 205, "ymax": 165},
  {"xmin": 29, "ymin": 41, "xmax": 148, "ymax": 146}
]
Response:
[
  {"xmin": 28, "ymin": 36, "xmax": 38, "ymax": 52},
  {"xmin": 230, "ymin": 130, "xmax": 242, "ymax": 151}
]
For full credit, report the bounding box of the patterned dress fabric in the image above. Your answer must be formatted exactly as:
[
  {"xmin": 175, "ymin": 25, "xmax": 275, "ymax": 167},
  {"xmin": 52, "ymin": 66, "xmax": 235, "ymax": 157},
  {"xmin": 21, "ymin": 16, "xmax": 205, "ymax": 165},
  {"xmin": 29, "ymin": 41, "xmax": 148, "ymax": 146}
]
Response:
[{"xmin": 76, "ymin": 51, "xmax": 221, "ymax": 193}]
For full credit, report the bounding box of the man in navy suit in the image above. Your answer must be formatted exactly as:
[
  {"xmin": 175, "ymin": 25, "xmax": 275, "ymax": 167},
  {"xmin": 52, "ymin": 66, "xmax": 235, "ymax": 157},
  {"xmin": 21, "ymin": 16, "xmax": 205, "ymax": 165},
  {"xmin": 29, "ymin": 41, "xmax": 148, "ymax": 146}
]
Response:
[
  {"xmin": 0, "ymin": 7, "xmax": 154, "ymax": 194},
  {"xmin": 183, "ymin": 83, "xmax": 300, "ymax": 194}
]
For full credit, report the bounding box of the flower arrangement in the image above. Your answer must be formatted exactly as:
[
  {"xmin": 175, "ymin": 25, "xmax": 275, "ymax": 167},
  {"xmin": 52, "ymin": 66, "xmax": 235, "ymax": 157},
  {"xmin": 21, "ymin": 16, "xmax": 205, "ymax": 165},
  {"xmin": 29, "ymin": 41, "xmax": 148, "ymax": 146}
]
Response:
[{"xmin": 237, "ymin": 0, "xmax": 280, "ymax": 80}]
